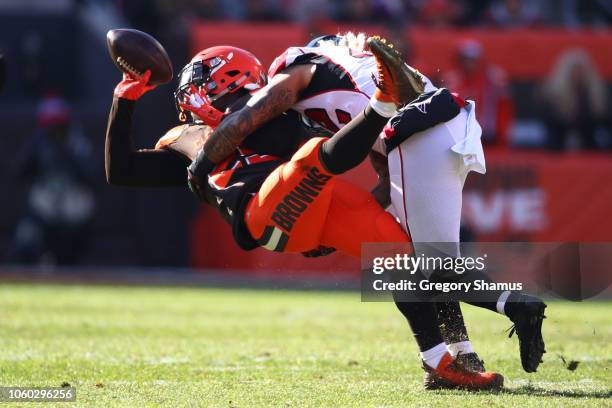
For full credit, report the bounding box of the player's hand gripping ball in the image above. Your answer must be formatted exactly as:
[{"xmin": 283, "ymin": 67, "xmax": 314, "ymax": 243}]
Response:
[
  {"xmin": 114, "ymin": 70, "xmax": 156, "ymax": 101},
  {"xmin": 107, "ymin": 28, "xmax": 172, "ymax": 85},
  {"xmin": 107, "ymin": 28, "xmax": 172, "ymax": 100}
]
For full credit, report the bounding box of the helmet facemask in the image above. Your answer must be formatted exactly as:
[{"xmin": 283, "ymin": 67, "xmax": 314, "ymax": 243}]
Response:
[
  {"xmin": 174, "ymin": 53, "xmax": 259, "ymax": 123},
  {"xmin": 174, "ymin": 60, "xmax": 212, "ymax": 122}
]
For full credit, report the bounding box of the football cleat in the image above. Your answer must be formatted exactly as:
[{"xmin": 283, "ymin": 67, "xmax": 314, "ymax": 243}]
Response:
[
  {"xmin": 367, "ymin": 36, "xmax": 425, "ymax": 106},
  {"xmin": 424, "ymin": 353, "xmax": 486, "ymax": 390},
  {"xmin": 424, "ymin": 352, "xmax": 487, "ymax": 388},
  {"xmin": 423, "ymin": 352, "xmax": 503, "ymax": 391},
  {"xmin": 506, "ymin": 293, "xmax": 547, "ymax": 373}
]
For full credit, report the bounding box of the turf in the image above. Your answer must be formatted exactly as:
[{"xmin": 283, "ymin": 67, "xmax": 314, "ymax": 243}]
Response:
[{"xmin": 0, "ymin": 284, "xmax": 610, "ymax": 407}]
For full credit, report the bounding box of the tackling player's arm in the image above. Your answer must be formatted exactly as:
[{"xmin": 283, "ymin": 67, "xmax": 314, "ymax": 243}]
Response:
[
  {"xmin": 187, "ymin": 64, "xmax": 315, "ymax": 199},
  {"xmin": 196, "ymin": 64, "xmax": 315, "ymax": 164},
  {"xmin": 369, "ymin": 151, "xmax": 391, "ymax": 209}
]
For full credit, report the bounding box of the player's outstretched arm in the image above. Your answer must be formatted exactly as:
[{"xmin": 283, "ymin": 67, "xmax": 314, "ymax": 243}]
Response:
[
  {"xmin": 200, "ymin": 64, "xmax": 315, "ymax": 164},
  {"xmin": 105, "ymin": 72, "xmax": 189, "ymax": 187}
]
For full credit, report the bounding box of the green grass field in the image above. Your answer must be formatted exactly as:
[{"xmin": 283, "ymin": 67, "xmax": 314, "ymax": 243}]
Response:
[{"xmin": 0, "ymin": 283, "xmax": 610, "ymax": 407}]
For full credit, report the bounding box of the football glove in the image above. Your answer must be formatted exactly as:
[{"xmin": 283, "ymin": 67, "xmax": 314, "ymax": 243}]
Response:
[
  {"xmin": 114, "ymin": 70, "xmax": 156, "ymax": 101},
  {"xmin": 187, "ymin": 150, "xmax": 217, "ymax": 202},
  {"xmin": 178, "ymin": 85, "xmax": 225, "ymax": 128}
]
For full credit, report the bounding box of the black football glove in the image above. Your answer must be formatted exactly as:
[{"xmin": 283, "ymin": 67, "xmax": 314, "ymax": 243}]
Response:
[{"xmin": 187, "ymin": 150, "xmax": 215, "ymax": 201}]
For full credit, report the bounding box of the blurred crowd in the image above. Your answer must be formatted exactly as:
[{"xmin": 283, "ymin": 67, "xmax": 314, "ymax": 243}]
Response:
[
  {"xmin": 540, "ymin": 49, "xmax": 610, "ymax": 150},
  {"xmin": 10, "ymin": 95, "xmax": 95, "ymax": 265},
  {"xmin": 121, "ymin": 0, "xmax": 612, "ymax": 27},
  {"xmin": 436, "ymin": 40, "xmax": 611, "ymax": 150}
]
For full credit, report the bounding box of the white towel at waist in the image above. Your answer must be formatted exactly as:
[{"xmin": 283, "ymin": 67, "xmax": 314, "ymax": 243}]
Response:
[{"xmin": 449, "ymin": 100, "xmax": 486, "ymax": 175}]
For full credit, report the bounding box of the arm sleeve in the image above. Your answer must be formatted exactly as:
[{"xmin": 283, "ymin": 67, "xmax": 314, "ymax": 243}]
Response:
[{"xmin": 105, "ymin": 97, "xmax": 190, "ymax": 187}]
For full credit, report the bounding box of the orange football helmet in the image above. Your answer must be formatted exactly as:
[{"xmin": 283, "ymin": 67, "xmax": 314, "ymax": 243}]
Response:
[{"xmin": 174, "ymin": 46, "xmax": 267, "ymax": 123}]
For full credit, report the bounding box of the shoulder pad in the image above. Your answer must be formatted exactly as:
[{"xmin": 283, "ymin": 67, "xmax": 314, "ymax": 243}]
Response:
[{"xmin": 268, "ymin": 47, "xmax": 308, "ymax": 78}]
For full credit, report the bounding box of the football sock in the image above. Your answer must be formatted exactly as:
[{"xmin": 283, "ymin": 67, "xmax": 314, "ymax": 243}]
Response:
[
  {"xmin": 469, "ymin": 290, "xmax": 525, "ymax": 319},
  {"xmin": 369, "ymin": 94, "xmax": 397, "ymax": 118},
  {"xmin": 462, "ymin": 299, "xmax": 498, "ymax": 314},
  {"xmin": 427, "ymin": 268, "xmax": 508, "ymax": 315},
  {"xmin": 435, "ymin": 301, "xmax": 470, "ymax": 344},
  {"xmin": 420, "ymin": 342, "xmax": 448, "ymax": 369},
  {"xmin": 394, "ymin": 301, "xmax": 445, "ymax": 352},
  {"xmin": 319, "ymin": 104, "xmax": 389, "ymax": 175},
  {"xmin": 447, "ymin": 341, "xmax": 473, "ymax": 357},
  {"xmin": 496, "ymin": 290, "xmax": 512, "ymax": 316}
]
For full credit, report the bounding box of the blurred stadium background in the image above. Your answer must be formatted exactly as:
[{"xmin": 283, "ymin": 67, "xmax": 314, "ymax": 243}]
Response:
[
  {"xmin": 2, "ymin": 4, "xmax": 611, "ymax": 405},
  {"xmin": 1, "ymin": 0, "xmax": 612, "ymax": 289}
]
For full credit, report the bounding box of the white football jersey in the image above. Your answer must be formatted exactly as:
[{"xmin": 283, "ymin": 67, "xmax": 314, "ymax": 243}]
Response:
[{"xmin": 268, "ymin": 45, "xmax": 436, "ymax": 133}]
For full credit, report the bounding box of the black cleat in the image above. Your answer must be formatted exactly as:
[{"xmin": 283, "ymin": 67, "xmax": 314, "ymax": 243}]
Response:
[{"xmin": 506, "ymin": 293, "xmax": 547, "ymax": 373}]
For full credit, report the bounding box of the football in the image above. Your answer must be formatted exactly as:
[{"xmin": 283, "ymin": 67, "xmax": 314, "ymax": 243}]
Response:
[{"xmin": 106, "ymin": 28, "xmax": 173, "ymax": 85}]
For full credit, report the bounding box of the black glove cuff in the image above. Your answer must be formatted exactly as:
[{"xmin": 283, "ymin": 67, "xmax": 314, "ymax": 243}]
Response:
[
  {"xmin": 187, "ymin": 152, "xmax": 216, "ymax": 201},
  {"xmin": 188, "ymin": 152, "xmax": 215, "ymax": 180}
]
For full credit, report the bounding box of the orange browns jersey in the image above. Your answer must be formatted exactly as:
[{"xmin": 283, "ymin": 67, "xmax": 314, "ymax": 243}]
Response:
[
  {"xmin": 244, "ymin": 137, "xmax": 410, "ymax": 256},
  {"xmin": 156, "ymin": 111, "xmax": 310, "ymax": 250},
  {"xmin": 245, "ymin": 137, "xmax": 335, "ymax": 252}
]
